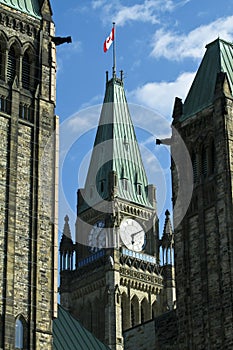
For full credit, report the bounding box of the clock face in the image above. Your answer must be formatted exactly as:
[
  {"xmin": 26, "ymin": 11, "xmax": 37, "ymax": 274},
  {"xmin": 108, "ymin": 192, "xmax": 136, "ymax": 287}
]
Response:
[
  {"xmin": 88, "ymin": 221, "xmax": 106, "ymax": 252},
  {"xmin": 120, "ymin": 218, "xmax": 146, "ymax": 252}
]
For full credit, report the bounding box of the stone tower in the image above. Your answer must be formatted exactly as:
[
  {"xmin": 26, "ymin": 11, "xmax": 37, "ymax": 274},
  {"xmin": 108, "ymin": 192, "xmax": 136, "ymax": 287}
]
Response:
[
  {"xmin": 0, "ymin": 1, "xmax": 58, "ymax": 349},
  {"xmin": 171, "ymin": 38, "xmax": 233, "ymax": 349},
  {"xmin": 60, "ymin": 73, "xmax": 175, "ymax": 350}
]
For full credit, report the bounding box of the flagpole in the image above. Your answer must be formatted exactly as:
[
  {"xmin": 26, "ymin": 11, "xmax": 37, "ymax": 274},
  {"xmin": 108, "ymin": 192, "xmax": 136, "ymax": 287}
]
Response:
[{"xmin": 113, "ymin": 22, "xmax": 116, "ymax": 78}]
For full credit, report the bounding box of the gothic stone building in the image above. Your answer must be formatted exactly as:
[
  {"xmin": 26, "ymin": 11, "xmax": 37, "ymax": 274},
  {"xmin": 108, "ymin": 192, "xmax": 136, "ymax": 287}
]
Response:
[
  {"xmin": 60, "ymin": 38, "xmax": 233, "ymax": 350},
  {"xmin": 124, "ymin": 38, "xmax": 233, "ymax": 350},
  {"xmin": 59, "ymin": 72, "xmax": 176, "ymax": 350},
  {"xmin": 0, "ymin": 1, "xmax": 58, "ymax": 349},
  {"xmin": 171, "ymin": 38, "xmax": 233, "ymax": 350}
]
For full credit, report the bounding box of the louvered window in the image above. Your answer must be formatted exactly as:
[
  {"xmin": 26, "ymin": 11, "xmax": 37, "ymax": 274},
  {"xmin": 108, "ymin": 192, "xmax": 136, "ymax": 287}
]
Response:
[
  {"xmin": 0, "ymin": 49, "xmax": 2, "ymax": 79},
  {"xmin": 22, "ymin": 52, "xmax": 30, "ymax": 89},
  {"xmin": 210, "ymin": 141, "xmax": 215, "ymax": 174},
  {"xmin": 192, "ymin": 152, "xmax": 198, "ymax": 182},
  {"xmin": 7, "ymin": 46, "xmax": 16, "ymax": 83},
  {"xmin": 201, "ymin": 148, "xmax": 207, "ymax": 177}
]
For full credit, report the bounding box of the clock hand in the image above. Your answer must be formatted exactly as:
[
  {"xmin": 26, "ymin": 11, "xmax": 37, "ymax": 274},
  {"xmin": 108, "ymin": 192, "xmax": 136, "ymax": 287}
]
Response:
[{"xmin": 131, "ymin": 229, "xmax": 143, "ymax": 238}]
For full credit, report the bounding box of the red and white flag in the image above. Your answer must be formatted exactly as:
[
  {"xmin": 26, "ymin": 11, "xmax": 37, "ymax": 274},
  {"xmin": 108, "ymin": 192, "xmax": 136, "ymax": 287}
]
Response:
[{"xmin": 103, "ymin": 27, "xmax": 115, "ymax": 52}]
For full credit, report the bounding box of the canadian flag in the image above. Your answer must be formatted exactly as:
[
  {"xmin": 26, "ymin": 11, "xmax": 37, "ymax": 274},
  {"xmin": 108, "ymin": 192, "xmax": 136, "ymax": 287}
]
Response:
[{"xmin": 103, "ymin": 27, "xmax": 115, "ymax": 52}]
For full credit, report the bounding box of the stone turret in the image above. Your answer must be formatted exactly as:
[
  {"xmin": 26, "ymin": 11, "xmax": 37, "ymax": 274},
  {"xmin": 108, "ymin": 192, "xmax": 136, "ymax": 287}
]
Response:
[{"xmin": 160, "ymin": 210, "xmax": 176, "ymax": 311}]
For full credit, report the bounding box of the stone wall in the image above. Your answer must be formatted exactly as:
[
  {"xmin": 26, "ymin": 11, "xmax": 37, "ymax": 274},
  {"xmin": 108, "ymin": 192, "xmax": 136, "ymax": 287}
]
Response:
[
  {"xmin": 171, "ymin": 72, "xmax": 233, "ymax": 349},
  {"xmin": 124, "ymin": 310, "xmax": 177, "ymax": 350},
  {"xmin": 0, "ymin": 116, "xmax": 9, "ymax": 317},
  {"xmin": 0, "ymin": 2, "xmax": 58, "ymax": 349}
]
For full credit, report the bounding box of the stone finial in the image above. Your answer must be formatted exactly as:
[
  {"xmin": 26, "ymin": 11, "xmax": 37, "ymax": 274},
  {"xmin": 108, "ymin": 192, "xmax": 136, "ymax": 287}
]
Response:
[
  {"xmin": 60, "ymin": 215, "xmax": 73, "ymax": 251},
  {"xmin": 161, "ymin": 210, "xmax": 174, "ymax": 248}
]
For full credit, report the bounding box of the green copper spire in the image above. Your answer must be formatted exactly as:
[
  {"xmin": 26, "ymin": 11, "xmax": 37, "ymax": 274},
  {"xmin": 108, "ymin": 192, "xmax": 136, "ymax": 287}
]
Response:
[
  {"xmin": 79, "ymin": 74, "xmax": 154, "ymax": 213},
  {"xmin": 0, "ymin": 0, "xmax": 42, "ymax": 19},
  {"xmin": 181, "ymin": 38, "xmax": 233, "ymax": 120}
]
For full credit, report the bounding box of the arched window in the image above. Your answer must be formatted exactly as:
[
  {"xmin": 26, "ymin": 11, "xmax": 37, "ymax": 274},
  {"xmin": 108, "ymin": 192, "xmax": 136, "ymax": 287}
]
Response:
[
  {"xmin": 121, "ymin": 292, "xmax": 130, "ymax": 331},
  {"xmin": 22, "ymin": 51, "xmax": 30, "ymax": 89},
  {"xmin": 131, "ymin": 303, "xmax": 135, "ymax": 327},
  {"xmin": 7, "ymin": 46, "xmax": 16, "ymax": 83},
  {"xmin": 15, "ymin": 318, "xmax": 23, "ymax": 349},
  {"xmin": 152, "ymin": 300, "xmax": 159, "ymax": 319},
  {"xmin": 141, "ymin": 305, "xmax": 145, "ymax": 323},
  {"xmin": 141, "ymin": 298, "xmax": 150, "ymax": 323},
  {"xmin": 131, "ymin": 295, "xmax": 139, "ymax": 327}
]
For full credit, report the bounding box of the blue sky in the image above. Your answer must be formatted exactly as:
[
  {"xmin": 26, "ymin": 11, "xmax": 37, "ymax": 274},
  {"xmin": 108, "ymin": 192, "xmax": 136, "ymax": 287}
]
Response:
[{"xmin": 50, "ymin": 0, "xmax": 233, "ymax": 236}]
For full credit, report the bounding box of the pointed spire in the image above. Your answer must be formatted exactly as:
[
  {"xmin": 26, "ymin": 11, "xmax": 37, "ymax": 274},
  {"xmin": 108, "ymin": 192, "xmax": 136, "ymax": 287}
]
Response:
[
  {"xmin": 181, "ymin": 38, "xmax": 233, "ymax": 120},
  {"xmin": 78, "ymin": 72, "xmax": 154, "ymax": 213},
  {"xmin": 161, "ymin": 210, "xmax": 174, "ymax": 265},
  {"xmin": 60, "ymin": 215, "xmax": 73, "ymax": 252},
  {"xmin": 163, "ymin": 210, "xmax": 173, "ymax": 239}
]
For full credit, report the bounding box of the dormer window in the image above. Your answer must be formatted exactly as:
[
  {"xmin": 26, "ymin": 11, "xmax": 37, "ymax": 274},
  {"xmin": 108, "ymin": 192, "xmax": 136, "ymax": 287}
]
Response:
[
  {"xmin": 137, "ymin": 183, "xmax": 142, "ymax": 195},
  {"xmin": 123, "ymin": 135, "xmax": 129, "ymax": 151},
  {"xmin": 122, "ymin": 178, "xmax": 128, "ymax": 191}
]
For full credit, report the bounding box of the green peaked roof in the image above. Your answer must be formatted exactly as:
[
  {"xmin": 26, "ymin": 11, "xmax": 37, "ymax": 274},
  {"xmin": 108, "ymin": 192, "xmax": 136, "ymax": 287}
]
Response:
[
  {"xmin": 0, "ymin": 0, "xmax": 42, "ymax": 18},
  {"xmin": 181, "ymin": 38, "xmax": 233, "ymax": 120},
  {"xmin": 79, "ymin": 75, "xmax": 153, "ymax": 213},
  {"xmin": 53, "ymin": 305, "xmax": 111, "ymax": 350}
]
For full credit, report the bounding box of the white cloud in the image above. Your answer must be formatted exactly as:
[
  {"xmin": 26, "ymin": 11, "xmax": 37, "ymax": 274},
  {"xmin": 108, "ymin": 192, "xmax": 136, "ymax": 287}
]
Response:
[
  {"xmin": 151, "ymin": 15, "xmax": 233, "ymax": 60},
  {"xmin": 92, "ymin": 0, "xmax": 189, "ymax": 26},
  {"xmin": 92, "ymin": 0, "xmax": 107, "ymax": 9},
  {"xmin": 128, "ymin": 71, "xmax": 195, "ymax": 117}
]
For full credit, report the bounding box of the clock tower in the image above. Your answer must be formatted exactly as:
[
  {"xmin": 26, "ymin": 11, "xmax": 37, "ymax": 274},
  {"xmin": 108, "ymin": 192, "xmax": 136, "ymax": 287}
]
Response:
[{"xmin": 60, "ymin": 72, "xmax": 174, "ymax": 350}]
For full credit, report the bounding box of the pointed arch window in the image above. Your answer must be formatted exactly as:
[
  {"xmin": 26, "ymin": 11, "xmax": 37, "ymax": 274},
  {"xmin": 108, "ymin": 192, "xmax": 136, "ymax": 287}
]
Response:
[
  {"xmin": 141, "ymin": 305, "xmax": 145, "ymax": 323},
  {"xmin": 131, "ymin": 303, "xmax": 135, "ymax": 327},
  {"xmin": 22, "ymin": 51, "xmax": 30, "ymax": 89},
  {"xmin": 7, "ymin": 46, "xmax": 16, "ymax": 83},
  {"xmin": 15, "ymin": 318, "xmax": 23, "ymax": 349}
]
